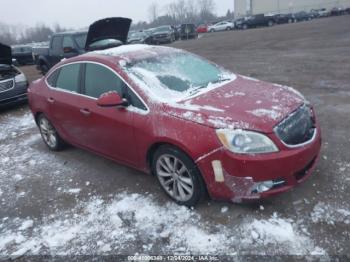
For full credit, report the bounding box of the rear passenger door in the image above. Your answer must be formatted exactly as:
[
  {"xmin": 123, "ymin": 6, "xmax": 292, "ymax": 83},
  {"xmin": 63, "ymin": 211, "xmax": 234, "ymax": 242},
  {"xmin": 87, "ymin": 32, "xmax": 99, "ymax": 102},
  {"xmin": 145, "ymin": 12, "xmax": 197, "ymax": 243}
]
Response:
[
  {"xmin": 78, "ymin": 62, "xmax": 140, "ymax": 165},
  {"xmin": 46, "ymin": 63, "xmax": 88, "ymax": 143}
]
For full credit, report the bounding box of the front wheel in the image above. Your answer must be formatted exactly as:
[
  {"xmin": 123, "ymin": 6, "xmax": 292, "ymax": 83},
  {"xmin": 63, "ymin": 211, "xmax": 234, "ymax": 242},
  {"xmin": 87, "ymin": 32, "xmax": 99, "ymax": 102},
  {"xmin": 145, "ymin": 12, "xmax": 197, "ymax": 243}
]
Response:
[
  {"xmin": 38, "ymin": 114, "xmax": 65, "ymax": 151},
  {"xmin": 152, "ymin": 146, "xmax": 206, "ymax": 207}
]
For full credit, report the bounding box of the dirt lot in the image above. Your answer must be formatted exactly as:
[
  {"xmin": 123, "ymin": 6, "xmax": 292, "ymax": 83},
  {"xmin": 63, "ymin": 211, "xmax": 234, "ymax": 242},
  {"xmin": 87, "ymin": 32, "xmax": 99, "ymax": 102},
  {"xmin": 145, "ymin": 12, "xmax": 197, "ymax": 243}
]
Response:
[{"xmin": 0, "ymin": 15, "xmax": 349, "ymax": 258}]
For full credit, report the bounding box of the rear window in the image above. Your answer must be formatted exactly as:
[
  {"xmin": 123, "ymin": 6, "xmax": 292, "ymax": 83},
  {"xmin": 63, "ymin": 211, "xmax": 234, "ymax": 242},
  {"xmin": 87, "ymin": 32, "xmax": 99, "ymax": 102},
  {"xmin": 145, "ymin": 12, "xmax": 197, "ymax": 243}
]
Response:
[{"xmin": 74, "ymin": 33, "xmax": 87, "ymax": 49}]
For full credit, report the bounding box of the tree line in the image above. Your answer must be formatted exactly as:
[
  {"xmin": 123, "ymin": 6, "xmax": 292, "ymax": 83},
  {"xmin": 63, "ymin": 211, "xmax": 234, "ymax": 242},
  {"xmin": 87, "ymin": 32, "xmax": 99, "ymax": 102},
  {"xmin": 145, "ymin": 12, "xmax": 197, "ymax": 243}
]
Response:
[{"xmin": 0, "ymin": 0, "xmax": 233, "ymax": 45}]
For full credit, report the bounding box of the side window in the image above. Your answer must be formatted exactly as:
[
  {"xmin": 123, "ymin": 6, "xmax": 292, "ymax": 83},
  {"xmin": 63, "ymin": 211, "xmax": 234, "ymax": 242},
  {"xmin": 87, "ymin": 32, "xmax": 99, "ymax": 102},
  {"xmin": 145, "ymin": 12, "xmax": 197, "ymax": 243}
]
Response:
[
  {"xmin": 46, "ymin": 69, "xmax": 60, "ymax": 87},
  {"xmin": 51, "ymin": 36, "xmax": 62, "ymax": 53},
  {"xmin": 62, "ymin": 36, "xmax": 75, "ymax": 48},
  {"xmin": 84, "ymin": 63, "xmax": 125, "ymax": 98},
  {"xmin": 55, "ymin": 64, "xmax": 81, "ymax": 92},
  {"xmin": 126, "ymin": 89, "xmax": 147, "ymax": 111}
]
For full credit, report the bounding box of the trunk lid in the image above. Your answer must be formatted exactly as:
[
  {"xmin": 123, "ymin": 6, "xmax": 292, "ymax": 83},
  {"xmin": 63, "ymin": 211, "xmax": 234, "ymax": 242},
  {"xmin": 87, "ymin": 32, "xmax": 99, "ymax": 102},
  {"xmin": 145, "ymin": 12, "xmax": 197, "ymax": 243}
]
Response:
[{"xmin": 85, "ymin": 17, "xmax": 132, "ymax": 50}]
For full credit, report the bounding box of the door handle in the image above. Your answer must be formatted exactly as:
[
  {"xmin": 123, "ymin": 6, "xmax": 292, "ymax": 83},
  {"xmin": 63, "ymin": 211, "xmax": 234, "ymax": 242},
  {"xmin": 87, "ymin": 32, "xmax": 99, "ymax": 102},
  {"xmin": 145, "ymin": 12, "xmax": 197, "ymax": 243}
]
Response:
[
  {"xmin": 80, "ymin": 108, "xmax": 91, "ymax": 116},
  {"xmin": 47, "ymin": 97, "xmax": 55, "ymax": 103}
]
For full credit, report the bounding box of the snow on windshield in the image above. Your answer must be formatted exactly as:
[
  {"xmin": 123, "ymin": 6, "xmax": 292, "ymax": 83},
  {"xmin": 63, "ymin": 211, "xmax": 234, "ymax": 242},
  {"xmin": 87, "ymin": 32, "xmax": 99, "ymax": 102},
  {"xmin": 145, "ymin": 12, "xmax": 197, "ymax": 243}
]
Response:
[{"xmin": 125, "ymin": 51, "xmax": 236, "ymax": 103}]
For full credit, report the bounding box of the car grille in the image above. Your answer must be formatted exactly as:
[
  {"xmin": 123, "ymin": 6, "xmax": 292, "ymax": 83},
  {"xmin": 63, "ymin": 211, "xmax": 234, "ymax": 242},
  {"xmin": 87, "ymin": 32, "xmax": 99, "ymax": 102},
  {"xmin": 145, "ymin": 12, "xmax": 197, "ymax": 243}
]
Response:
[
  {"xmin": 274, "ymin": 105, "xmax": 316, "ymax": 146},
  {"xmin": 0, "ymin": 79, "xmax": 14, "ymax": 93}
]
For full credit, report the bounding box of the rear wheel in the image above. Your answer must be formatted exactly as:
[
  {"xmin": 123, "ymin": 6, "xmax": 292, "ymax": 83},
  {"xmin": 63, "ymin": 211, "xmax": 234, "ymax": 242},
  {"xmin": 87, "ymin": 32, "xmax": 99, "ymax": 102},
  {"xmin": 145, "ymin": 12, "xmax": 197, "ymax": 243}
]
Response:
[
  {"xmin": 210, "ymin": 29, "xmax": 215, "ymax": 33},
  {"xmin": 226, "ymin": 27, "xmax": 232, "ymax": 31},
  {"xmin": 38, "ymin": 114, "xmax": 65, "ymax": 151},
  {"xmin": 40, "ymin": 63, "xmax": 49, "ymax": 75},
  {"xmin": 242, "ymin": 24, "xmax": 248, "ymax": 30},
  {"xmin": 288, "ymin": 18, "xmax": 293, "ymax": 23},
  {"xmin": 268, "ymin": 20, "xmax": 274, "ymax": 27},
  {"xmin": 152, "ymin": 146, "xmax": 206, "ymax": 207}
]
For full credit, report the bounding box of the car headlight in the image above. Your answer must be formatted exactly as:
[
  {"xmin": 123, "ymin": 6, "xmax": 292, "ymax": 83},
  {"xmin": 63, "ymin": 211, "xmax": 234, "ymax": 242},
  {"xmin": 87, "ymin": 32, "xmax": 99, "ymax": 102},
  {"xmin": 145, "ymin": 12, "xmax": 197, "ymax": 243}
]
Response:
[
  {"xmin": 216, "ymin": 129, "xmax": 279, "ymax": 154},
  {"xmin": 15, "ymin": 73, "xmax": 27, "ymax": 84}
]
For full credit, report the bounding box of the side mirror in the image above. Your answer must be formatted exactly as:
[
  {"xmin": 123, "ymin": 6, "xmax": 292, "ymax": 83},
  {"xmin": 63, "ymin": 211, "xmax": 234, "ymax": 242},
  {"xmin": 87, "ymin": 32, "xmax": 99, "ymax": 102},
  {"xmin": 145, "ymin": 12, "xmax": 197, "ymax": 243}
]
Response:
[
  {"xmin": 97, "ymin": 92, "xmax": 129, "ymax": 108},
  {"xmin": 63, "ymin": 46, "xmax": 77, "ymax": 53}
]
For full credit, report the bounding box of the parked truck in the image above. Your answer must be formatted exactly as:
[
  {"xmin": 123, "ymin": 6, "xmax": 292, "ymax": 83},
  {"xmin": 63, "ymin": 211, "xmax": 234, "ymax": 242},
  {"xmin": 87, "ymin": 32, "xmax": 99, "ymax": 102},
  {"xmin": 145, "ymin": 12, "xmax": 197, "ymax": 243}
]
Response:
[{"xmin": 32, "ymin": 31, "xmax": 88, "ymax": 74}]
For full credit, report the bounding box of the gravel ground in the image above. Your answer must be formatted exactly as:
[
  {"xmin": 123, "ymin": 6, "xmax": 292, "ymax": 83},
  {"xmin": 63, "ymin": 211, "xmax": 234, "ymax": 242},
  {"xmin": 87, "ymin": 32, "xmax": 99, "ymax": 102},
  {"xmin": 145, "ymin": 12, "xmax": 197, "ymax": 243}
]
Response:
[{"xmin": 0, "ymin": 15, "xmax": 349, "ymax": 259}]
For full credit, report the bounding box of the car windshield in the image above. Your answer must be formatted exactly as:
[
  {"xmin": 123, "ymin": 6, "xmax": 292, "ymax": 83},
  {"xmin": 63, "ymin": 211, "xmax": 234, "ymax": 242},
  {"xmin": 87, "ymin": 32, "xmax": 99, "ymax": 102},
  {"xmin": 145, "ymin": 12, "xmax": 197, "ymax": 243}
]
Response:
[
  {"xmin": 154, "ymin": 26, "xmax": 170, "ymax": 33},
  {"xmin": 126, "ymin": 51, "xmax": 235, "ymax": 102},
  {"xmin": 74, "ymin": 33, "xmax": 87, "ymax": 49},
  {"xmin": 130, "ymin": 32, "xmax": 146, "ymax": 38}
]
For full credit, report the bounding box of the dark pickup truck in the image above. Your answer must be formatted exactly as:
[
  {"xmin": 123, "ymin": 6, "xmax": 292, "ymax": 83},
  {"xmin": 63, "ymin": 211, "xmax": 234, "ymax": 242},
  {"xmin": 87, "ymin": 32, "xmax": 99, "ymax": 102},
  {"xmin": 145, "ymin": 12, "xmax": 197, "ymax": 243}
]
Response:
[
  {"xmin": 236, "ymin": 14, "xmax": 276, "ymax": 29},
  {"xmin": 33, "ymin": 31, "xmax": 87, "ymax": 74}
]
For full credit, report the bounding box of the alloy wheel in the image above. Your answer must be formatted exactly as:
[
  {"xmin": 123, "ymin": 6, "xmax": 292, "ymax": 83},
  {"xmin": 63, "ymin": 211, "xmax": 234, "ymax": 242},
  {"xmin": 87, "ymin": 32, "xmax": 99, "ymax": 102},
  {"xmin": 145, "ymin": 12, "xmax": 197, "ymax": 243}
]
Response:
[
  {"xmin": 156, "ymin": 154, "xmax": 194, "ymax": 202},
  {"xmin": 39, "ymin": 117, "xmax": 57, "ymax": 148}
]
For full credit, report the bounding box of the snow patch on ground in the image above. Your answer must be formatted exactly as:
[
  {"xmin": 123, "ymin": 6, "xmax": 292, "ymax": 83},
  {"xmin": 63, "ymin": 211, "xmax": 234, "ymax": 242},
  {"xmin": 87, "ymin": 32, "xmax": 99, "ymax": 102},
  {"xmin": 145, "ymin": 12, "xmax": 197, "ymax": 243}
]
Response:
[
  {"xmin": 311, "ymin": 202, "xmax": 350, "ymax": 225},
  {"xmin": 0, "ymin": 194, "xmax": 323, "ymax": 256}
]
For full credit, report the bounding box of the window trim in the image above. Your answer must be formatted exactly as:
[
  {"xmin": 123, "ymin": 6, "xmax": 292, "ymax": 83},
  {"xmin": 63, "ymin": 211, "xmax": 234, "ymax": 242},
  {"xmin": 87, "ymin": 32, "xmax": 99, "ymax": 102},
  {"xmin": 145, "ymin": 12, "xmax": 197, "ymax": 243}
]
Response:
[{"xmin": 45, "ymin": 61, "xmax": 150, "ymax": 115}]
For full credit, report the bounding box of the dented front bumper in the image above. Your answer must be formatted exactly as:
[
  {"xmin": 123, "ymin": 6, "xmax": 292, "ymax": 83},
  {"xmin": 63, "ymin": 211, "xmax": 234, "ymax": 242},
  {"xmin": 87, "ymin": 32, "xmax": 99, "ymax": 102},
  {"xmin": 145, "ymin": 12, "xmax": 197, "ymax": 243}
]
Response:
[{"xmin": 196, "ymin": 127, "xmax": 322, "ymax": 203}]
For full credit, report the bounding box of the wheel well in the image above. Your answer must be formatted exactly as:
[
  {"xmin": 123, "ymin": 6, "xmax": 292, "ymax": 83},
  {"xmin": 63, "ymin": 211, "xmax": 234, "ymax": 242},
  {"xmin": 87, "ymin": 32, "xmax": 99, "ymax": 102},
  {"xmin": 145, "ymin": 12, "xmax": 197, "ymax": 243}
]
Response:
[
  {"xmin": 146, "ymin": 142, "xmax": 194, "ymax": 171},
  {"xmin": 34, "ymin": 112, "xmax": 43, "ymax": 125}
]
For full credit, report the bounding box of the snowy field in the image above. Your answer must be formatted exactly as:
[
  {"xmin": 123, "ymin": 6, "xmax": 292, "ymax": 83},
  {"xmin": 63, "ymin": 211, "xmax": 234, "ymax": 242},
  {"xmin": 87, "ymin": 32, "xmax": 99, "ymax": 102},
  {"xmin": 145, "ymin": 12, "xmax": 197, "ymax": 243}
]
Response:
[{"xmin": 0, "ymin": 107, "xmax": 349, "ymax": 259}]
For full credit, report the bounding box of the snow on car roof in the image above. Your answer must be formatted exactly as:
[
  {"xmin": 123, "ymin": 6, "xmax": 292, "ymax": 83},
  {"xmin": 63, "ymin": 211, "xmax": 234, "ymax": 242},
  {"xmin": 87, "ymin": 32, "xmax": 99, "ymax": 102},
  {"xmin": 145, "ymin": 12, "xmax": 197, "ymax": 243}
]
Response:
[{"xmin": 92, "ymin": 44, "xmax": 154, "ymax": 57}]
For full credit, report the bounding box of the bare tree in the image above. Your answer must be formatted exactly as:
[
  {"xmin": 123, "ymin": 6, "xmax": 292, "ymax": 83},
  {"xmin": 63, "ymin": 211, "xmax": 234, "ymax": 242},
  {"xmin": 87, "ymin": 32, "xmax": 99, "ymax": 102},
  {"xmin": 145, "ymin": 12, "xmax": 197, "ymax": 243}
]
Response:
[
  {"xmin": 148, "ymin": 2, "xmax": 159, "ymax": 22},
  {"xmin": 197, "ymin": 0, "xmax": 216, "ymax": 22}
]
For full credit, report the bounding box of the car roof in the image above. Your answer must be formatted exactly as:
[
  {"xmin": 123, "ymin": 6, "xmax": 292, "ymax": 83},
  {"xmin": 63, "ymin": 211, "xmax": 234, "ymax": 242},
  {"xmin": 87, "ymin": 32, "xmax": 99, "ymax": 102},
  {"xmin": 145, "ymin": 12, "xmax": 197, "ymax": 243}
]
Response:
[{"xmin": 53, "ymin": 30, "xmax": 87, "ymax": 36}]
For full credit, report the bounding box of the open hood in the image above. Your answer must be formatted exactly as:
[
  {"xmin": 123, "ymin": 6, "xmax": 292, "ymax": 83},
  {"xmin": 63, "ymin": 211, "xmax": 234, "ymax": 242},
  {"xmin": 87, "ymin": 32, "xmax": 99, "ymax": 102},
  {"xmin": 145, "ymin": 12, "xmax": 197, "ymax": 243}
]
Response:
[
  {"xmin": 0, "ymin": 43, "xmax": 12, "ymax": 65},
  {"xmin": 85, "ymin": 17, "xmax": 132, "ymax": 50}
]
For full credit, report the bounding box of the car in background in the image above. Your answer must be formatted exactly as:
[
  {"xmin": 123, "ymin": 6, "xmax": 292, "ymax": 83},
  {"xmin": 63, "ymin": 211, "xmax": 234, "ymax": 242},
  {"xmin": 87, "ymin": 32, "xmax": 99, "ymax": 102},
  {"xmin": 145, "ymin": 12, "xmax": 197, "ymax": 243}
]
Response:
[
  {"xmin": 150, "ymin": 26, "xmax": 176, "ymax": 44},
  {"xmin": 330, "ymin": 7, "xmax": 346, "ymax": 16},
  {"xmin": 310, "ymin": 8, "xmax": 329, "ymax": 17},
  {"xmin": 208, "ymin": 21, "xmax": 234, "ymax": 32},
  {"xmin": 28, "ymin": 17, "xmax": 321, "ymax": 207},
  {"xmin": 11, "ymin": 45, "xmax": 34, "ymax": 65},
  {"xmin": 32, "ymin": 30, "xmax": 88, "ymax": 74},
  {"xmin": 236, "ymin": 14, "xmax": 276, "ymax": 29},
  {"xmin": 128, "ymin": 31, "xmax": 153, "ymax": 44},
  {"xmin": 294, "ymin": 11, "xmax": 313, "ymax": 22},
  {"xmin": 196, "ymin": 24, "xmax": 208, "ymax": 33},
  {"xmin": 180, "ymin": 24, "xmax": 198, "ymax": 40},
  {"xmin": 0, "ymin": 43, "xmax": 28, "ymax": 107},
  {"xmin": 274, "ymin": 13, "xmax": 296, "ymax": 24}
]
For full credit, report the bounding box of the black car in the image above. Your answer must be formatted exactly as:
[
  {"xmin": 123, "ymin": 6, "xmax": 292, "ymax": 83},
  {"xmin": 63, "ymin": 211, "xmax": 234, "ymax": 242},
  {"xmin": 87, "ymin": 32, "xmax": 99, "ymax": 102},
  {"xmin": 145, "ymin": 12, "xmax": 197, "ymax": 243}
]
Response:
[
  {"xmin": 180, "ymin": 24, "xmax": 198, "ymax": 40},
  {"xmin": 236, "ymin": 14, "xmax": 276, "ymax": 30},
  {"xmin": 151, "ymin": 26, "xmax": 175, "ymax": 44},
  {"xmin": 127, "ymin": 31, "xmax": 153, "ymax": 44},
  {"xmin": 0, "ymin": 43, "xmax": 28, "ymax": 107},
  {"xmin": 294, "ymin": 11, "xmax": 313, "ymax": 22},
  {"xmin": 274, "ymin": 13, "xmax": 296, "ymax": 24},
  {"xmin": 11, "ymin": 45, "xmax": 34, "ymax": 65}
]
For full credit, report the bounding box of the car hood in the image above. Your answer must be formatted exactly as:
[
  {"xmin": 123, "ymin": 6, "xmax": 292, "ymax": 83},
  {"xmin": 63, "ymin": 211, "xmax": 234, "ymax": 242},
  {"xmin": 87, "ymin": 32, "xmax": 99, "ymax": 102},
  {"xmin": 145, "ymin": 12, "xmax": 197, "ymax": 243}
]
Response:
[
  {"xmin": 163, "ymin": 75, "xmax": 305, "ymax": 133},
  {"xmin": 85, "ymin": 17, "xmax": 132, "ymax": 50},
  {"xmin": 0, "ymin": 43, "xmax": 12, "ymax": 66}
]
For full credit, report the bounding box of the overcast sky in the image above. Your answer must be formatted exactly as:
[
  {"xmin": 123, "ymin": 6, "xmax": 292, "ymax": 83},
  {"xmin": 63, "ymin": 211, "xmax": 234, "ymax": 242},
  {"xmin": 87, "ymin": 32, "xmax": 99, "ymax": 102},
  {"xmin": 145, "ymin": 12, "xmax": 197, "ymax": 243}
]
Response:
[{"xmin": 1, "ymin": 0, "xmax": 235, "ymax": 29}]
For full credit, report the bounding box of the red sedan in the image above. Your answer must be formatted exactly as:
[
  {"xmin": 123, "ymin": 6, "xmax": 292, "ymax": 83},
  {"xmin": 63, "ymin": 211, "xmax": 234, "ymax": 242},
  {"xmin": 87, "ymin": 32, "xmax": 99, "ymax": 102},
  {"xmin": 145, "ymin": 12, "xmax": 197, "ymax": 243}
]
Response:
[
  {"xmin": 196, "ymin": 24, "xmax": 208, "ymax": 33},
  {"xmin": 28, "ymin": 18, "xmax": 321, "ymax": 206}
]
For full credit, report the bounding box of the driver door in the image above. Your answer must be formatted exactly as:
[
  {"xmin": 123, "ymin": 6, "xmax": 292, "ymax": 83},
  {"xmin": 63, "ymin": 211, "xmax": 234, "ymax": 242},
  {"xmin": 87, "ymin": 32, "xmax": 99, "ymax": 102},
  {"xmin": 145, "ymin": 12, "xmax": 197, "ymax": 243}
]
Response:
[{"xmin": 77, "ymin": 62, "xmax": 138, "ymax": 166}]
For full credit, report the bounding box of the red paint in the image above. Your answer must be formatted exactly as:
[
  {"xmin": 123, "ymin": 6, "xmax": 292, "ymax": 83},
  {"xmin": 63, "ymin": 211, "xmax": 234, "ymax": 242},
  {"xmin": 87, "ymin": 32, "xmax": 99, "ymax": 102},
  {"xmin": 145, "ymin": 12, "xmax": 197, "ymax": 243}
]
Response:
[
  {"xmin": 28, "ymin": 47, "xmax": 322, "ymax": 203},
  {"xmin": 196, "ymin": 25, "xmax": 208, "ymax": 33}
]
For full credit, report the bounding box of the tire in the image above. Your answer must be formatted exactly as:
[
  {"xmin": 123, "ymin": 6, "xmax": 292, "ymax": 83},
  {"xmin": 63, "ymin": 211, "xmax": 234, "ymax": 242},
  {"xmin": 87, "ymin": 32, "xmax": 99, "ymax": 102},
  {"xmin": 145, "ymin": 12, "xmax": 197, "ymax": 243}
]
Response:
[
  {"xmin": 38, "ymin": 114, "xmax": 65, "ymax": 151},
  {"xmin": 288, "ymin": 18, "xmax": 293, "ymax": 23},
  {"xmin": 152, "ymin": 145, "xmax": 206, "ymax": 207},
  {"xmin": 40, "ymin": 63, "xmax": 49, "ymax": 75},
  {"xmin": 268, "ymin": 20, "xmax": 274, "ymax": 27},
  {"xmin": 226, "ymin": 27, "xmax": 232, "ymax": 31},
  {"xmin": 242, "ymin": 24, "xmax": 248, "ymax": 30},
  {"xmin": 210, "ymin": 29, "xmax": 215, "ymax": 33}
]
